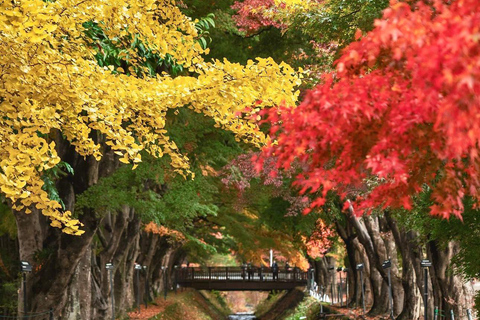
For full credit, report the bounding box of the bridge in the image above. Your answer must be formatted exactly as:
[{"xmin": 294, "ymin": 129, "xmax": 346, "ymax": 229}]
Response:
[{"xmin": 175, "ymin": 266, "xmax": 312, "ymax": 291}]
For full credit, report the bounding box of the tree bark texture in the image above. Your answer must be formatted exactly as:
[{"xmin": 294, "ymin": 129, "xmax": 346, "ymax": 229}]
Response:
[
  {"xmin": 313, "ymin": 211, "xmax": 477, "ymax": 320},
  {"xmin": 13, "ymin": 136, "xmax": 185, "ymax": 319}
]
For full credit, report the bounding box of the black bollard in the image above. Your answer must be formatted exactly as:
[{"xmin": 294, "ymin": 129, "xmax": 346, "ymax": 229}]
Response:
[
  {"xmin": 382, "ymin": 260, "xmax": 394, "ymax": 320},
  {"xmin": 162, "ymin": 266, "xmax": 167, "ymax": 300},
  {"xmin": 421, "ymin": 259, "xmax": 432, "ymax": 320},
  {"xmin": 344, "ymin": 268, "xmax": 349, "ymax": 309},
  {"xmin": 105, "ymin": 263, "xmax": 115, "ymax": 320},
  {"xmin": 467, "ymin": 309, "xmax": 473, "ymax": 320},
  {"xmin": 320, "ymin": 285, "xmax": 324, "ymax": 314},
  {"xmin": 173, "ymin": 265, "xmax": 178, "ymax": 295},
  {"xmin": 143, "ymin": 266, "xmax": 148, "ymax": 308},
  {"xmin": 337, "ymin": 267, "xmax": 343, "ymax": 307},
  {"xmin": 356, "ymin": 263, "xmax": 365, "ymax": 316},
  {"xmin": 328, "ymin": 266, "xmax": 335, "ymax": 304},
  {"xmin": 23, "ymin": 272, "xmax": 27, "ymax": 319},
  {"xmin": 135, "ymin": 263, "xmax": 142, "ymax": 313},
  {"xmin": 20, "ymin": 261, "xmax": 32, "ymax": 320}
]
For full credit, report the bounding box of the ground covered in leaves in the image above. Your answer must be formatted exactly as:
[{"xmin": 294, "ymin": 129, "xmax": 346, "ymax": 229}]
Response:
[
  {"xmin": 285, "ymin": 296, "xmax": 396, "ymax": 320},
  {"xmin": 126, "ymin": 288, "xmax": 227, "ymax": 320}
]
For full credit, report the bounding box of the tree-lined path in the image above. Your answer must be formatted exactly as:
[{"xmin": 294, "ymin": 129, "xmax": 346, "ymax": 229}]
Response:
[{"xmin": 1, "ymin": 0, "xmax": 479, "ymax": 319}]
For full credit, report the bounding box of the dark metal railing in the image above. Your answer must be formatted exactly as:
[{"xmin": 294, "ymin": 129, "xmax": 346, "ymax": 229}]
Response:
[{"xmin": 176, "ymin": 266, "xmax": 308, "ymax": 283}]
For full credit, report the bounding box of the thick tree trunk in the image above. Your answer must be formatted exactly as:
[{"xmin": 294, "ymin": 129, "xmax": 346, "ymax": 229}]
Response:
[
  {"xmin": 112, "ymin": 210, "xmax": 141, "ymax": 319},
  {"xmin": 29, "ymin": 208, "xmax": 100, "ymax": 317},
  {"xmin": 385, "ymin": 212, "xmax": 422, "ymax": 320},
  {"xmin": 12, "ymin": 130, "xmax": 188, "ymax": 319},
  {"xmin": 336, "ymin": 220, "xmax": 359, "ymax": 307},
  {"xmin": 66, "ymin": 246, "xmax": 93, "ymax": 320},
  {"xmin": 347, "ymin": 214, "xmax": 389, "ymax": 315},
  {"xmin": 150, "ymin": 237, "xmax": 175, "ymax": 295},
  {"xmin": 313, "ymin": 256, "xmax": 336, "ymax": 302},
  {"xmin": 376, "ymin": 215, "xmax": 404, "ymax": 316},
  {"xmin": 428, "ymin": 240, "xmax": 474, "ymax": 319},
  {"xmin": 15, "ymin": 133, "xmax": 108, "ymax": 318},
  {"xmin": 14, "ymin": 207, "xmax": 47, "ymax": 315},
  {"xmin": 92, "ymin": 207, "xmax": 133, "ymax": 319}
]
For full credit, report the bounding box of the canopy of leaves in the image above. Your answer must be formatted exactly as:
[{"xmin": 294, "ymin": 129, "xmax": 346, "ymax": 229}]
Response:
[
  {"xmin": 261, "ymin": 0, "xmax": 480, "ymax": 219},
  {"xmin": 0, "ymin": 0, "xmax": 300, "ymax": 234},
  {"xmin": 217, "ymin": 152, "xmax": 336, "ymax": 264}
]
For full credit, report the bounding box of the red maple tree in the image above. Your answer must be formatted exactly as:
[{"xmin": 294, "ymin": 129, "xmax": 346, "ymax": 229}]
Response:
[{"xmin": 261, "ymin": 0, "xmax": 480, "ymax": 219}]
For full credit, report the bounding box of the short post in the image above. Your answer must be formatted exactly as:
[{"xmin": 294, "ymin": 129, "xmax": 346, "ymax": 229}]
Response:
[
  {"xmin": 310, "ymin": 268, "xmax": 315, "ymax": 290},
  {"xmin": 310, "ymin": 268, "xmax": 313, "ymax": 289},
  {"xmin": 20, "ymin": 261, "xmax": 32, "ymax": 320},
  {"xmin": 135, "ymin": 263, "xmax": 142, "ymax": 313},
  {"xmin": 173, "ymin": 265, "xmax": 177, "ymax": 295},
  {"xmin": 105, "ymin": 262, "xmax": 115, "ymax": 320},
  {"xmin": 162, "ymin": 266, "xmax": 167, "ymax": 300},
  {"xmin": 320, "ymin": 285, "xmax": 324, "ymax": 314},
  {"xmin": 450, "ymin": 310, "xmax": 455, "ymax": 320},
  {"xmin": 328, "ymin": 266, "xmax": 335, "ymax": 304},
  {"xmin": 466, "ymin": 309, "xmax": 473, "ymax": 320},
  {"xmin": 421, "ymin": 259, "xmax": 432, "ymax": 320},
  {"xmin": 356, "ymin": 263, "xmax": 365, "ymax": 316},
  {"xmin": 337, "ymin": 267, "xmax": 343, "ymax": 307},
  {"xmin": 49, "ymin": 308, "xmax": 54, "ymax": 320},
  {"xmin": 434, "ymin": 306, "xmax": 438, "ymax": 320},
  {"xmin": 382, "ymin": 259, "xmax": 394, "ymax": 319},
  {"xmin": 143, "ymin": 266, "xmax": 148, "ymax": 307},
  {"xmin": 344, "ymin": 268, "xmax": 349, "ymax": 308},
  {"xmin": 308, "ymin": 268, "xmax": 312, "ymax": 290}
]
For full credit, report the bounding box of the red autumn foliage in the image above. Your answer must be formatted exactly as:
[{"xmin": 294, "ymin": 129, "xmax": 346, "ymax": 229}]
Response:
[
  {"xmin": 261, "ymin": 0, "xmax": 480, "ymax": 219},
  {"xmin": 231, "ymin": 0, "xmax": 284, "ymax": 34}
]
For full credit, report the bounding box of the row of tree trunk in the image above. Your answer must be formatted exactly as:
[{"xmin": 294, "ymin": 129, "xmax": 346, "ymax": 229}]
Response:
[
  {"xmin": 15, "ymin": 206, "xmax": 182, "ymax": 319},
  {"xmin": 313, "ymin": 212, "xmax": 476, "ymax": 319},
  {"xmin": 13, "ymin": 139, "xmax": 186, "ymax": 319},
  {"xmin": 7, "ymin": 136, "xmax": 477, "ymax": 319}
]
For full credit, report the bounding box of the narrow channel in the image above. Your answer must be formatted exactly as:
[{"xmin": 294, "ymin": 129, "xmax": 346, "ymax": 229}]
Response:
[{"xmin": 228, "ymin": 312, "xmax": 256, "ymax": 320}]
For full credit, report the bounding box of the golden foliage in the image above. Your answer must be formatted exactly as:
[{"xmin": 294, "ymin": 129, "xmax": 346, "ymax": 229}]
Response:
[
  {"xmin": 274, "ymin": 0, "xmax": 319, "ymax": 8},
  {"xmin": 0, "ymin": 0, "xmax": 300, "ymax": 235}
]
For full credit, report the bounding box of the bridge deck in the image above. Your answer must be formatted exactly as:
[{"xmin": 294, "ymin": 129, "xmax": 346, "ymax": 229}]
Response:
[{"xmin": 175, "ymin": 266, "xmax": 310, "ymax": 291}]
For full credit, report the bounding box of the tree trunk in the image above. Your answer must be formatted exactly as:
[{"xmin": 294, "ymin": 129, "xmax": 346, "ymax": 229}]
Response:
[
  {"xmin": 14, "ymin": 207, "xmax": 47, "ymax": 315},
  {"xmin": 347, "ymin": 214, "xmax": 389, "ymax": 315},
  {"xmin": 336, "ymin": 220, "xmax": 359, "ymax": 307},
  {"xmin": 428, "ymin": 240, "xmax": 474, "ymax": 319},
  {"xmin": 385, "ymin": 212, "xmax": 423, "ymax": 320}
]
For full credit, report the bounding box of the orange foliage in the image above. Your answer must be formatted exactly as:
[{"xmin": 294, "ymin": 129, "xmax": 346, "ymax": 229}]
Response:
[
  {"xmin": 144, "ymin": 222, "xmax": 185, "ymax": 241},
  {"xmin": 304, "ymin": 219, "xmax": 335, "ymax": 259}
]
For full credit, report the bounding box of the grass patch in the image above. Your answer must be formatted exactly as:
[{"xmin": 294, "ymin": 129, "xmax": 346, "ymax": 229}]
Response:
[{"xmin": 255, "ymin": 290, "xmax": 287, "ymax": 317}]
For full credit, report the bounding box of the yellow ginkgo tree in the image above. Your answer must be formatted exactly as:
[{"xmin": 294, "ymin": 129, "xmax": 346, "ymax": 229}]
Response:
[{"xmin": 0, "ymin": 0, "xmax": 300, "ymax": 235}]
